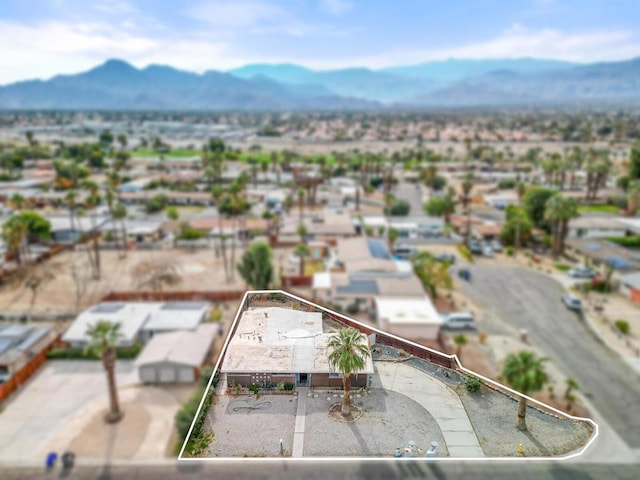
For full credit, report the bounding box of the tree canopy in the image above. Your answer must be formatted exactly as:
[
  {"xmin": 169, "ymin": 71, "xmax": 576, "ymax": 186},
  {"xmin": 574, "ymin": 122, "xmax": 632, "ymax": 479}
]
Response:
[
  {"xmin": 523, "ymin": 187, "xmax": 557, "ymax": 232},
  {"xmin": 236, "ymin": 242, "xmax": 273, "ymax": 290}
]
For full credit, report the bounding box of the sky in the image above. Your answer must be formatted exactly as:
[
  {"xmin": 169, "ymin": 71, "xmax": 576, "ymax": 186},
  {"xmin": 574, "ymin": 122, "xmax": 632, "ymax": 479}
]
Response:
[{"xmin": 1, "ymin": 0, "xmax": 640, "ymax": 84}]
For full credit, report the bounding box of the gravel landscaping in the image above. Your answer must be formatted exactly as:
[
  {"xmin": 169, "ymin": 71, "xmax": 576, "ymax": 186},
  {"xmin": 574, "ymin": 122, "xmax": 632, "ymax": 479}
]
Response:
[
  {"xmin": 203, "ymin": 394, "xmax": 298, "ymax": 457},
  {"xmin": 304, "ymin": 389, "xmax": 447, "ymax": 457},
  {"xmin": 373, "ymin": 345, "xmax": 595, "ymax": 457},
  {"xmin": 456, "ymin": 384, "xmax": 594, "ymax": 457}
]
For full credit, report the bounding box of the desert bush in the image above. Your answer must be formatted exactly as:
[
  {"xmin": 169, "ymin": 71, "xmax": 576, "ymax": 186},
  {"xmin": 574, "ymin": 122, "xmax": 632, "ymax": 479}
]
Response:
[
  {"xmin": 465, "ymin": 376, "xmax": 482, "ymax": 393},
  {"xmin": 615, "ymin": 320, "xmax": 630, "ymax": 335}
]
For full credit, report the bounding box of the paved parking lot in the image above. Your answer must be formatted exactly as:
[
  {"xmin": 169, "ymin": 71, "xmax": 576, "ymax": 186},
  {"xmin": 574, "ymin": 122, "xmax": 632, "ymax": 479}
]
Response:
[{"xmin": 0, "ymin": 360, "xmax": 150, "ymax": 463}]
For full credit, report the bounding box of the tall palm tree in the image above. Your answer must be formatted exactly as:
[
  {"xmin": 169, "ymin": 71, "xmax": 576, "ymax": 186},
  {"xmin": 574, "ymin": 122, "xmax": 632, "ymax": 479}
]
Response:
[
  {"xmin": 461, "ymin": 173, "xmax": 474, "ymax": 244},
  {"xmin": 65, "ymin": 190, "xmax": 78, "ymax": 247},
  {"xmin": 297, "ymin": 188, "xmax": 305, "ymax": 225},
  {"xmin": 9, "ymin": 193, "xmax": 26, "ymax": 211},
  {"xmin": 327, "ymin": 328, "xmax": 370, "ymax": 417},
  {"xmin": 85, "ymin": 321, "xmax": 124, "ymax": 423},
  {"xmin": 515, "ymin": 182, "xmax": 527, "ymax": 252},
  {"xmin": 544, "ymin": 195, "xmax": 580, "ymax": 256},
  {"xmin": 212, "ymin": 186, "xmax": 229, "ymax": 279},
  {"xmin": 82, "ymin": 180, "xmax": 101, "ymax": 280},
  {"xmin": 294, "ymin": 243, "xmax": 310, "ymax": 276},
  {"xmin": 502, "ymin": 351, "xmax": 548, "ymax": 431}
]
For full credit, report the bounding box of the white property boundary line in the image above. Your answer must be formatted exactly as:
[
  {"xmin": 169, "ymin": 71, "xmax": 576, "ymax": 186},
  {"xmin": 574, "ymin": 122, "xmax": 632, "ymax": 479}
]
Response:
[{"xmin": 178, "ymin": 289, "xmax": 599, "ymax": 462}]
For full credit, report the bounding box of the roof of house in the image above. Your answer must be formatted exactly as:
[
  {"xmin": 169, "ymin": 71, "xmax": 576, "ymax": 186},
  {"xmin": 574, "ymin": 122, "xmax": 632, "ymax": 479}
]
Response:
[
  {"xmin": 619, "ymin": 218, "xmax": 640, "ymax": 234},
  {"xmin": 62, "ymin": 301, "xmax": 210, "ymax": 344},
  {"xmin": 134, "ymin": 324, "xmax": 218, "ymax": 367},
  {"xmin": 221, "ymin": 306, "xmax": 375, "ymax": 375},
  {"xmin": 320, "ymin": 272, "xmax": 425, "ymax": 298},
  {"xmin": 569, "ymin": 217, "xmax": 625, "ymax": 230},
  {"xmin": 337, "ymin": 237, "xmax": 397, "ymax": 273},
  {"xmin": 0, "ymin": 324, "xmax": 55, "ymax": 367},
  {"xmin": 374, "ymin": 296, "xmax": 444, "ymax": 326},
  {"xmin": 619, "ymin": 272, "xmax": 640, "ymax": 289},
  {"xmin": 190, "ymin": 218, "xmax": 269, "ymax": 231},
  {"xmin": 566, "ymin": 238, "xmax": 640, "ymax": 271}
]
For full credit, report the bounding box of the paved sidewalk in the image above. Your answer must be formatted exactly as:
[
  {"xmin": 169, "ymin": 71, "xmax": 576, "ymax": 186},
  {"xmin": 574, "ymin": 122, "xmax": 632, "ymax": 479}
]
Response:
[
  {"xmin": 292, "ymin": 387, "xmax": 308, "ymax": 457},
  {"xmin": 372, "ymin": 362, "xmax": 484, "ymax": 457}
]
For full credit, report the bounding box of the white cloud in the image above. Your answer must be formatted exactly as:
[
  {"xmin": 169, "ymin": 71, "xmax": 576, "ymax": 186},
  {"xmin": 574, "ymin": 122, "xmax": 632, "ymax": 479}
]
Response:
[
  {"xmin": 185, "ymin": 1, "xmax": 286, "ymax": 29},
  {"xmin": 93, "ymin": 1, "xmax": 138, "ymax": 15},
  {"xmin": 302, "ymin": 25, "xmax": 640, "ymax": 69},
  {"xmin": 319, "ymin": 0, "xmax": 353, "ymax": 15}
]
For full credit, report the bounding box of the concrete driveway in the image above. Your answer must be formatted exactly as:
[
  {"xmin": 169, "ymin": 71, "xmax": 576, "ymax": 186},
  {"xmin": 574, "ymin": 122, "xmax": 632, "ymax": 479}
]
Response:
[
  {"xmin": 456, "ymin": 264, "xmax": 640, "ymax": 450},
  {"xmin": 0, "ymin": 360, "xmax": 139, "ymax": 463}
]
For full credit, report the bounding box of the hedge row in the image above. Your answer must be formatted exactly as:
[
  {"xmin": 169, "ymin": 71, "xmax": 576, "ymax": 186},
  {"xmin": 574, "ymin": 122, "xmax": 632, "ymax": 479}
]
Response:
[{"xmin": 46, "ymin": 344, "xmax": 141, "ymax": 360}]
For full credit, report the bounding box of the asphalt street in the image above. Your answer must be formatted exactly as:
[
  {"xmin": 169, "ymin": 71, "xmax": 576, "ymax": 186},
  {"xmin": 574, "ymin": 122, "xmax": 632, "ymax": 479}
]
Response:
[
  {"xmin": 3, "ymin": 461, "xmax": 639, "ymax": 480},
  {"xmin": 456, "ymin": 264, "xmax": 640, "ymax": 448}
]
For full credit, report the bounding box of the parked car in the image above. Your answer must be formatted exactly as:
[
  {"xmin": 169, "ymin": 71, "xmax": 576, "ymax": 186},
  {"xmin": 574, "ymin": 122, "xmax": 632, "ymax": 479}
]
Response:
[
  {"xmin": 562, "ymin": 293, "xmax": 582, "ymax": 311},
  {"xmin": 441, "ymin": 312, "xmax": 476, "ymax": 330},
  {"xmin": 467, "ymin": 240, "xmax": 483, "ymax": 255},
  {"xmin": 567, "ymin": 268, "xmax": 597, "ymax": 279},
  {"xmin": 434, "ymin": 253, "xmax": 456, "ymax": 264},
  {"xmin": 393, "ymin": 245, "xmax": 417, "ymax": 260},
  {"xmin": 490, "ymin": 240, "xmax": 503, "ymax": 252},
  {"xmin": 482, "ymin": 244, "xmax": 494, "ymax": 257}
]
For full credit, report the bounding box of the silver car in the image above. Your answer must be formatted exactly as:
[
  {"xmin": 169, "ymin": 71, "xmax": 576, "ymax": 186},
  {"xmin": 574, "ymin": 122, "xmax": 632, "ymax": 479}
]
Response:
[{"xmin": 562, "ymin": 293, "xmax": 582, "ymax": 311}]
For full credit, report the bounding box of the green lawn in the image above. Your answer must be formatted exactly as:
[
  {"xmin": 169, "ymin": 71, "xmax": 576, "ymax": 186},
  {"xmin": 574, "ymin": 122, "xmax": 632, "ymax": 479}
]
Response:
[
  {"xmin": 555, "ymin": 263, "xmax": 571, "ymax": 272},
  {"xmin": 130, "ymin": 148, "xmax": 200, "ymax": 158},
  {"xmin": 578, "ymin": 204, "xmax": 620, "ymax": 213}
]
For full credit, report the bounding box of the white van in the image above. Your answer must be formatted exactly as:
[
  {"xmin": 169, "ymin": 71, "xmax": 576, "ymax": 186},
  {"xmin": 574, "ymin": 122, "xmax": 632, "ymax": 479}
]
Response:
[{"xmin": 442, "ymin": 312, "xmax": 476, "ymax": 330}]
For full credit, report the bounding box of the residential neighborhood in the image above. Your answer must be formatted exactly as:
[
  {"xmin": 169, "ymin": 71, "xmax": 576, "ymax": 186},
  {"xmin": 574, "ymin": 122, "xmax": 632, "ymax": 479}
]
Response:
[{"xmin": 1, "ymin": 116, "xmax": 639, "ymax": 476}]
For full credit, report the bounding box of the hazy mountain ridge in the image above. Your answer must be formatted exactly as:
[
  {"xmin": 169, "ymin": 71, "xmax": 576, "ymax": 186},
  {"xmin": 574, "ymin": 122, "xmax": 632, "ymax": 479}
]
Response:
[{"xmin": 1, "ymin": 57, "xmax": 640, "ymax": 109}]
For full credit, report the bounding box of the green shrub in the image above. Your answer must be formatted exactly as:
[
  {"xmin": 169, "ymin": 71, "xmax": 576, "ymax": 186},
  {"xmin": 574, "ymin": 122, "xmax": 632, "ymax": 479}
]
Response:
[
  {"xmin": 465, "ymin": 376, "xmax": 482, "ymax": 393},
  {"xmin": 283, "ymin": 383, "xmax": 294, "ymax": 391},
  {"xmin": 175, "ymin": 374, "xmax": 219, "ymax": 456},
  {"xmin": 346, "ymin": 302, "xmax": 360, "ymax": 315},
  {"xmin": 248, "ymin": 384, "xmax": 260, "ymax": 395},
  {"xmin": 498, "ymin": 178, "xmax": 516, "ymax": 190},
  {"xmin": 506, "ymin": 246, "xmax": 515, "ymax": 256},
  {"xmin": 47, "ymin": 344, "xmax": 141, "ymax": 360},
  {"xmin": 615, "ymin": 320, "xmax": 630, "ymax": 335},
  {"xmin": 607, "ymin": 236, "xmax": 640, "ymax": 249},
  {"xmin": 555, "ymin": 263, "xmax": 571, "ymax": 272}
]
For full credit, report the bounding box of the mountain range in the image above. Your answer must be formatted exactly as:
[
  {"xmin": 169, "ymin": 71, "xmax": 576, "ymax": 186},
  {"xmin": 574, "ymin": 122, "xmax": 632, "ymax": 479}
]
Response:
[{"xmin": 1, "ymin": 57, "xmax": 639, "ymax": 110}]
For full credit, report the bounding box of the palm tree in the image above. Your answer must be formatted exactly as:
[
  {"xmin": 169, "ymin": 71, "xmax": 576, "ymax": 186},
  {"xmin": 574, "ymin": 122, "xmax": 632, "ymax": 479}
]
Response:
[
  {"xmin": 327, "ymin": 328, "xmax": 370, "ymax": 417},
  {"xmin": 65, "ymin": 190, "xmax": 78, "ymax": 247},
  {"xmin": 502, "ymin": 351, "xmax": 548, "ymax": 431},
  {"xmin": 296, "ymin": 223, "xmax": 307, "ymax": 244},
  {"xmin": 294, "ymin": 243, "xmax": 310, "ymax": 276},
  {"xmin": 544, "ymin": 195, "xmax": 580, "ymax": 256},
  {"xmin": 86, "ymin": 321, "xmax": 124, "ymax": 423},
  {"xmin": 83, "ymin": 180, "xmax": 101, "ymax": 280},
  {"xmin": 297, "ymin": 188, "xmax": 305, "ymax": 225},
  {"xmin": 387, "ymin": 227, "xmax": 399, "ymax": 252},
  {"xmin": 212, "ymin": 185, "xmax": 229, "ymax": 279},
  {"xmin": 112, "ymin": 203, "xmax": 128, "ymax": 259},
  {"xmin": 515, "ymin": 182, "xmax": 527, "ymax": 252},
  {"xmin": 461, "ymin": 173, "xmax": 474, "ymax": 244}
]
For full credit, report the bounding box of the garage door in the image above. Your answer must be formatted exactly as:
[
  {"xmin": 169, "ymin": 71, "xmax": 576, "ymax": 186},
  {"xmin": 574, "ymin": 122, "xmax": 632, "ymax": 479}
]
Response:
[
  {"xmin": 159, "ymin": 366, "xmax": 176, "ymax": 383},
  {"xmin": 177, "ymin": 367, "xmax": 195, "ymax": 383},
  {"xmin": 139, "ymin": 366, "xmax": 157, "ymax": 384}
]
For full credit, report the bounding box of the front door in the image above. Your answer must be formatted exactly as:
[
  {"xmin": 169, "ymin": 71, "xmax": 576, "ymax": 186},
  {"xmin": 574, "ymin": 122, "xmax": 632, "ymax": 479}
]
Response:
[{"xmin": 296, "ymin": 373, "xmax": 309, "ymax": 386}]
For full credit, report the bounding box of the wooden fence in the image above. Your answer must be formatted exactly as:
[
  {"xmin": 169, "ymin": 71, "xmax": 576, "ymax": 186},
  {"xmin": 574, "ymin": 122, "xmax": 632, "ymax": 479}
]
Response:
[
  {"xmin": 0, "ymin": 334, "xmax": 60, "ymax": 402},
  {"xmin": 101, "ymin": 290, "xmax": 245, "ymax": 302}
]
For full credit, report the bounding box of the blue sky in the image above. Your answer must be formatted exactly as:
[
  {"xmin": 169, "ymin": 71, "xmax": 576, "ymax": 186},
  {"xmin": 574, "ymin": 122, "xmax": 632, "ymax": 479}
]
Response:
[{"xmin": 1, "ymin": 0, "xmax": 640, "ymax": 84}]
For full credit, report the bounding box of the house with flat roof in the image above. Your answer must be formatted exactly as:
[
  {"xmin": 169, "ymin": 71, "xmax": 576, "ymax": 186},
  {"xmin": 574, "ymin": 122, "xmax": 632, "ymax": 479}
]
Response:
[
  {"xmin": 62, "ymin": 301, "xmax": 211, "ymax": 347},
  {"xmin": 373, "ymin": 296, "xmax": 443, "ymax": 341},
  {"xmin": 618, "ymin": 272, "xmax": 640, "ymax": 303},
  {"xmin": 221, "ymin": 306, "xmax": 374, "ymax": 389},
  {"xmin": 568, "ymin": 217, "xmax": 626, "ymax": 239}
]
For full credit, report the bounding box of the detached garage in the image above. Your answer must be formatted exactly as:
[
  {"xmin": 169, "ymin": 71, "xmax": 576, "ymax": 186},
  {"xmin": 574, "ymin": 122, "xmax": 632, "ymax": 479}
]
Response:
[{"xmin": 135, "ymin": 324, "xmax": 218, "ymax": 384}]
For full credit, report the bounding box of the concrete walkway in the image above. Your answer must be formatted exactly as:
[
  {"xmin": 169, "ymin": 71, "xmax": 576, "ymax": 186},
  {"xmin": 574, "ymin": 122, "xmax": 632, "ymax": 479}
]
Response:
[
  {"xmin": 292, "ymin": 387, "xmax": 308, "ymax": 457},
  {"xmin": 372, "ymin": 362, "xmax": 484, "ymax": 457}
]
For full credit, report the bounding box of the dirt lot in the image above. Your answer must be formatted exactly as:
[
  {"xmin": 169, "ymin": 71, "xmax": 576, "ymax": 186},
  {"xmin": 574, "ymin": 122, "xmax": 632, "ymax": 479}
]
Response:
[{"xmin": 0, "ymin": 248, "xmax": 252, "ymax": 316}]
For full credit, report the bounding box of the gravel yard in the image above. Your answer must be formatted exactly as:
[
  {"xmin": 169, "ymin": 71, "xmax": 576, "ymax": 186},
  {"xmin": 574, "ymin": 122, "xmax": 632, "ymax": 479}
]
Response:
[
  {"xmin": 456, "ymin": 384, "xmax": 594, "ymax": 457},
  {"xmin": 304, "ymin": 389, "xmax": 447, "ymax": 457},
  {"xmin": 203, "ymin": 394, "xmax": 298, "ymax": 457}
]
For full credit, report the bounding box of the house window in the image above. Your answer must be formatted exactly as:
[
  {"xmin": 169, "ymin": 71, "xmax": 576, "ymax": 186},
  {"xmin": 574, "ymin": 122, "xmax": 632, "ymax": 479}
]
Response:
[{"xmin": 329, "ymin": 372, "xmax": 341, "ymax": 378}]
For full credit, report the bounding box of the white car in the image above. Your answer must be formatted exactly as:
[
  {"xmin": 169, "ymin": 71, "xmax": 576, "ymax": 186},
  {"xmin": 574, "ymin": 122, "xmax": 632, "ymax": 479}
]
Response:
[
  {"xmin": 441, "ymin": 312, "xmax": 476, "ymax": 330},
  {"xmin": 562, "ymin": 293, "xmax": 582, "ymax": 311},
  {"xmin": 482, "ymin": 244, "xmax": 494, "ymax": 257}
]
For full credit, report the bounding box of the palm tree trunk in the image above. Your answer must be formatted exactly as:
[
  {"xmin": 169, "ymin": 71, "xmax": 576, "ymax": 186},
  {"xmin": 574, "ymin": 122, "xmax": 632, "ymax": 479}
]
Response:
[
  {"xmin": 517, "ymin": 396, "xmax": 527, "ymax": 430},
  {"xmin": 342, "ymin": 373, "xmax": 351, "ymax": 417},
  {"xmin": 230, "ymin": 216, "xmax": 237, "ymax": 282},
  {"xmin": 91, "ymin": 212, "xmax": 101, "ymax": 280},
  {"xmin": 103, "ymin": 349, "xmax": 123, "ymax": 423}
]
